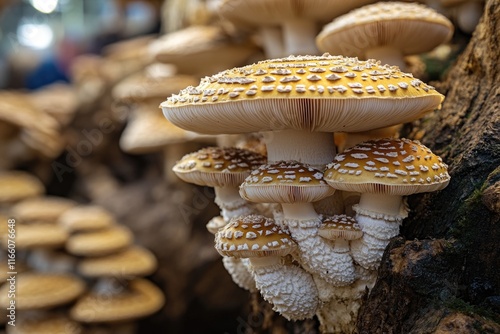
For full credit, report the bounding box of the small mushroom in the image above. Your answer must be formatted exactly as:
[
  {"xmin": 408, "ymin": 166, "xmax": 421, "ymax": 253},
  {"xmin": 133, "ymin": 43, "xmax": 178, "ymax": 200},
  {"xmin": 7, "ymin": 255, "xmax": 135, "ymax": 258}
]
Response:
[
  {"xmin": 0, "ymin": 171, "xmax": 44, "ymax": 205},
  {"xmin": 11, "ymin": 196, "xmax": 77, "ymax": 223},
  {"xmin": 66, "ymin": 225, "xmax": 133, "ymax": 257},
  {"xmin": 58, "ymin": 205, "xmax": 116, "ymax": 233},
  {"xmin": 215, "ymin": 214, "xmax": 319, "ymax": 320}
]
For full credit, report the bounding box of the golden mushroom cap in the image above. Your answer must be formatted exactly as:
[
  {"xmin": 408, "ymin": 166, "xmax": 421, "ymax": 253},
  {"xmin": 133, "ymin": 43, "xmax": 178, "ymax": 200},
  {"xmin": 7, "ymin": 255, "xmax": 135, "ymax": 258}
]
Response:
[
  {"xmin": 173, "ymin": 146, "xmax": 267, "ymax": 187},
  {"xmin": 58, "ymin": 205, "xmax": 116, "ymax": 233},
  {"xmin": 0, "ymin": 171, "xmax": 44, "ymax": 203},
  {"xmin": 0, "ymin": 273, "xmax": 85, "ymax": 310},
  {"xmin": 324, "ymin": 138, "xmax": 450, "ymax": 195},
  {"xmin": 239, "ymin": 160, "xmax": 334, "ymax": 203},
  {"xmin": 9, "ymin": 313, "xmax": 83, "ymax": 334},
  {"xmin": 70, "ymin": 278, "xmax": 164, "ymax": 323},
  {"xmin": 11, "ymin": 196, "xmax": 77, "ymax": 223},
  {"xmin": 215, "ymin": 214, "xmax": 296, "ymax": 258},
  {"xmin": 161, "ymin": 54, "xmax": 445, "ymax": 134},
  {"xmin": 66, "ymin": 226, "xmax": 133, "ymax": 257},
  {"xmin": 0, "ymin": 222, "xmax": 68, "ymax": 250},
  {"xmin": 319, "ymin": 214, "xmax": 363, "ymax": 240},
  {"xmin": 78, "ymin": 246, "xmax": 157, "ymax": 278},
  {"xmin": 317, "ymin": 2, "xmax": 454, "ymax": 58}
]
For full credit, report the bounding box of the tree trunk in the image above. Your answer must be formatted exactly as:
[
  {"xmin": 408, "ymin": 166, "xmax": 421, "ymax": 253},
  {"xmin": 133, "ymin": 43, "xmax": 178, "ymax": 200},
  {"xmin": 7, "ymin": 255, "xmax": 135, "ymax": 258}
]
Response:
[{"xmin": 356, "ymin": 1, "xmax": 500, "ymax": 333}]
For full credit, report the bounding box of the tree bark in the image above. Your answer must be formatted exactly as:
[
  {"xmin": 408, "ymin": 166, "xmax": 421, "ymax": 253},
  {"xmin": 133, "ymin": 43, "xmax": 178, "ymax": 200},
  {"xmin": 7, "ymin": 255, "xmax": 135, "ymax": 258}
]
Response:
[{"xmin": 356, "ymin": 0, "xmax": 500, "ymax": 333}]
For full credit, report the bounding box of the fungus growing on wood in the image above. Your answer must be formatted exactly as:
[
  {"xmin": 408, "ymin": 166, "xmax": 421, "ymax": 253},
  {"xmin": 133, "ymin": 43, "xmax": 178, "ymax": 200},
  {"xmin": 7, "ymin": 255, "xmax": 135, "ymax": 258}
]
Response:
[
  {"xmin": 324, "ymin": 138, "xmax": 450, "ymax": 269},
  {"xmin": 215, "ymin": 214, "xmax": 319, "ymax": 320},
  {"xmin": 316, "ymin": 2, "xmax": 454, "ymax": 70}
]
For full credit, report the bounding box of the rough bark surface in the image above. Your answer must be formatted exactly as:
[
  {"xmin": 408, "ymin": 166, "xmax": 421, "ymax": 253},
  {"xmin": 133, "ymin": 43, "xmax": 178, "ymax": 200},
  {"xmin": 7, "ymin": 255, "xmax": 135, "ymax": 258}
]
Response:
[{"xmin": 356, "ymin": 1, "xmax": 500, "ymax": 333}]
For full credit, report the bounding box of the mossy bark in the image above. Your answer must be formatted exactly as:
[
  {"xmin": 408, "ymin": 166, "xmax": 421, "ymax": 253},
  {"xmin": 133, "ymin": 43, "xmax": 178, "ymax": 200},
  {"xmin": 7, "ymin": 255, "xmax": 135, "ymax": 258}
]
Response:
[{"xmin": 356, "ymin": 1, "xmax": 500, "ymax": 333}]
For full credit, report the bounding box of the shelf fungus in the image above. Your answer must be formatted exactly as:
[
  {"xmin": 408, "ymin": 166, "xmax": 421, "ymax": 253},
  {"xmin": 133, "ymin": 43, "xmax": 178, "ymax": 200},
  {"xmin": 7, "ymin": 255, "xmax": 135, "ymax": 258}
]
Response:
[
  {"xmin": 239, "ymin": 161, "xmax": 356, "ymax": 286},
  {"xmin": 162, "ymin": 54, "xmax": 445, "ymax": 168},
  {"xmin": 173, "ymin": 146, "xmax": 266, "ymax": 222},
  {"xmin": 215, "ymin": 214, "xmax": 319, "ymax": 320},
  {"xmin": 324, "ymin": 138, "xmax": 450, "ymax": 269}
]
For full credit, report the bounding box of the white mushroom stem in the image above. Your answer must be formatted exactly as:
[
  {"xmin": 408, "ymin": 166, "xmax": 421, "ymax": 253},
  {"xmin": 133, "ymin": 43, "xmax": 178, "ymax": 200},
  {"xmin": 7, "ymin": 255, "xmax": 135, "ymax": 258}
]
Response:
[
  {"xmin": 455, "ymin": 1, "xmax": 483, "ymax": 34},
  {"xmin": 260, "ymin": 26, "xmax": 285, "ymax": 58},
  {"xmin": 214, "ymin": 186, "xmax": 259, "ymax": 222},
  {"xmin": 248, "ymin": 256, "xmax": 319, "ymax": 321},
  {"xmin": 281, "ymin": 203, "xmax": 357, "ymax": 286},
  {"xmin": 222, "ymin": 256, "xmax": 256, "ymax": 292},
  {"xmin": 350, "ymin": 193, "xmax": 408, "ymax": 270},
  {"xmin": 263, "ymin": 130, "xmax": 336, "ymax": 169},
  {"xmin": 282, "ymin": 18, "xmax": 319, "ymax": 55},
  {"xmin": 365, "ymin": 46, "xmax": 407, "ymax": 71}
]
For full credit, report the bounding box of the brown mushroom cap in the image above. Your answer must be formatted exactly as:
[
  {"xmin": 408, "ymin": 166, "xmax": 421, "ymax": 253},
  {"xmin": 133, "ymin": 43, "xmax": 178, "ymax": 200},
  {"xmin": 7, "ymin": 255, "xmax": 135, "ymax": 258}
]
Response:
[
  {"xmin": 0, "ymin": 273, "xmax": 85, "ymax": 310},
  {"xmin": 58, "ymin": 205, "xmax": 116, "ymax": 232},
  {"xmin": 66, "ymin": 226, "xmax": 133, "ymax": 257},
  {"xmin": 28, "ymin": 83, "xmax": 79, "ymax": 126},
  {"xmin": 9, "ymin": 313, "xmax": 83, "ymax": 334},
  {"xmin": 324, "ymin": 138, "xmax": 450, "ymax": 195},
  {"xmin": 78, "ymin": 246, "xmax": 157, "ymax": 278},
  {"xmin": 316, "ymin": 2, "xmax": 454, "ymax": 58},
  {"xmin": 0, "ymin": 171, "xmax": 44, "ymax": 203},
  {"xmin": 215, "ymin": 214, "xmax": 296, "ymax": 258},
  {"xmin": 11, "ymin": 196, "xmax": 77, "ymax": 223},
  {"xmin": 239, "ymin": 160, "xmax": 334, "ymax": 203},
  {"xmin": 173, "ymin": 146, "xmax": 267, "ymax": 187},
  {"xmin": 70, "ymin": 278, "xmax": 164, "ymax": 323},
  {"xmin": 0, "ymin": 222, "xmax": 69, "ymax": 250},
  {"xmin": 161, "ymin": 54, "xmax": 444, "ymax": 134},
  {"xmin": 319, "ymin": 214, "xmax": 363, "ymax": 240}
]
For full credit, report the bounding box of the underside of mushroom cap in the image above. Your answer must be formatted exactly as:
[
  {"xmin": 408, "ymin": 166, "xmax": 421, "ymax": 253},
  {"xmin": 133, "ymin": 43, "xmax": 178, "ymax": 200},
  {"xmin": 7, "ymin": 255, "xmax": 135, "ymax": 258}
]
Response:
[{"xmin": 161, "ymin": 54, "xmax": 444, "ymax": 134}]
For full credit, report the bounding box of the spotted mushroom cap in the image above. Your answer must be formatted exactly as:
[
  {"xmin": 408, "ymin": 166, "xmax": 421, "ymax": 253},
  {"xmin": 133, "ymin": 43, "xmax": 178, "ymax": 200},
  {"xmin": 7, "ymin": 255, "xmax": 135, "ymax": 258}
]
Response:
[
  {"xmin": 316, "ymin": 2, "xmax": 454, "ymax": 58},
  {"xmin": 161, "ymin": 54, "xmax": 444, "ymax": 134},
  {"xmin": 319, "ymin": 214, "xmax": 363, "ymax": 240},
  {"xmin": 324, "ymin": 138, "xmax": 450, "ymax": 195},
  {"xmin": 0, "ymin": 273, "xmax": 85, "ymax": 310},
  {"xmin": 66, "ymin": 226, "xmax": 133, "ymax": 257},
  {"xmin": 0, "ymin": 171, "xmax": 44, "ymax": 203},
  {"xmin": 215, "ymin": 214, "xmax": 296, "ymax": 258},
  {"xmin": 58, "ymin": 205, "xmax": 116, "ymax": 233},
  {"xmin": 173, "ymin": 146, "xmax": 267, "ymax": 187},
  {"xmin": 239, "ymin": 160, "xmax": 334, "ymax": 203}
]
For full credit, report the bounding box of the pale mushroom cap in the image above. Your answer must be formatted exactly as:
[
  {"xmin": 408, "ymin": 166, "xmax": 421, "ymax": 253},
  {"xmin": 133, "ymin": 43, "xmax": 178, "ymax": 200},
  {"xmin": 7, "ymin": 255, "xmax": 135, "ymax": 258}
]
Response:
[
  {"xmin": 239, "ymin": 160, "xmax": 334, "ymax": 203},
  {"xmin": 161, "ymin": 54, "xmax": 444, "ymax": 134},
  {"xmin": 316, "ymin": 2, "xmax": 454, "ymax": 58},
  {"xmin": 78, "ymin": 246, "xmax": 158, "ymax": 278},
  {"xmin": 0, "ymin": 223, "xmax": 68, "ymax": 250},
  {"xmin": 215, "ymin": 214, "xmax": 296, "ymax": 258},
  {"xmin": 206, "ymin": 215, "xmax": 227, "ymax": 234},
  {"xmin": 0, "ymin": 273, "xmax": 85, "ymax": 310},
  {"xmin": 11, "ymin": 196, "xmax": 77, "ymax": 223},
  {"xmin": 319, "ymin": 214, "xmax": 363, "ymax": 240},
  {"xmin": 0, "ymin": 171, "xmax": 44, "ymax": 203},
  {"xmin": 58, "ymin": 205, "xmax": 116, "ymax": 232},
  {"xmin": 324, "ymin": 138, "xmax": 450, "ymax": 195},
  {"xmin": 66, "ymin": 226, "xmax": 133, "ymax": 257},
  {"xmin": 9, "ymin": 314, "xmax": 83, "ymax": 334},
  {"xmin": 173, "ymin": 146, "xmax": 267, "ymax": 187},
  {"xmin": 70, "ymin": 278, "xmax": 164, "ymax": 323}
]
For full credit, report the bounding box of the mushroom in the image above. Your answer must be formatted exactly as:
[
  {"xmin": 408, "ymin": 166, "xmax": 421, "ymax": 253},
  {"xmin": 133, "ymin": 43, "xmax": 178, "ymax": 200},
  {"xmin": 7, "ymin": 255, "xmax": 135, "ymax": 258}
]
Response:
[
  {"xmin": 161, "ymin": 54, "xmax": 445, "ymax": 170},
  {"xmin": 215, "ymin": 214, "xmax": 319, "ymax": 320},
  {"xmin": 58, "ymin": 205, "xmax": 116, "ymax": 233},
  {"xmin": 172, "ymin": 146, "xmax": 267, "ymax": 222},
  {"xmin": 8, "ymin": 313, "xmax": 83, "ymax": 334},
  {"xmin": 319, "ymin": 214, "xmax": 363, "ymax": 253},
  {"xmin": 240, "ymin": 160, "xmax": 357, "ymax": 285},
  {"xmin": 0, "ymin": 171, "xmax": 44, "ymax": 205},
  {"xmin": 324, "ymin": 138, "xmax": 450, "ymax": 269},
  {"xmin": 11, "ymin": 196, "xmax": 77, "ymax": 223},
  {"xmin": 316, "ymin": 2, "xmax": 454, "ymax": 71},
  {"xmin": 66, "ymin": 225, "xmax": 133, "ymax": 257},
  {"xmin": 439, "ymin": 0, "xmax": 484, "ymax": 34}
]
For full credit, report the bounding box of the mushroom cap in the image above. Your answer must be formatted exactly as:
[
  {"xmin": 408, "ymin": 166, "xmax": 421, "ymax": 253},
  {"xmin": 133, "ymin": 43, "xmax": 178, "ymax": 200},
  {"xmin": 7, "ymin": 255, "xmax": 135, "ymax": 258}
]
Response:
[
  {"xmin": 0, "ymin": 222, "xmax": 69, "ymax": 250},
  {"xmin": 58, "ymin": 205, "xmax": 116, "ymax": 233},
  {"xmin": 9, "ymin": 313, "xmax": 83, "ymax": 334},
  {"xmin": 206, "ymin": 215, "xmax": 227, "ymax": 234},
  {"xmin": 172, "ymin": 146, "xmax": 267, "ymax": 187},
  {"xmin": 324, "ymin": 138, "xmax": 450, "ymax": 195},
  {"xmin": 316, "ymin": 2, "xmax": 454, "ymax": 58},
  {"xmin": 11, "ymin": 196, "xmax": 77, "ymax": 223},
  {"xmin": 0, "ymin": 171, "xmax": 44, "ymax": 203},
  {"xmin": 239, "ymin": 160, "xmax": 334, "ymax": 203},
  {"xmin": 215, "ymin": 214, "xmax": 296, "ymax": 258},
  {"xmin": 78, "ymin": 246, "xmax": 157, "ymax": 278},
  {"xmin": 66, "ymin": 225, "xmax": 133, "ymax": 257},
  {"xmin": 218, "ymin": 0, "xmax": 378, "ymax": 26},
  {"xmin": 161, "ymin": 54, "xmax": 444, "ymax": 134},
  {"xmin": 28, "ymin": 83, "xmax": 79, "ymax": 126},
  {"xmin": 70, "ymin": 278, "xmax": 164, "ymax": 323},
  {"xmin": 319, "ymin": 214, "xmax": 363, "ymax": 240},
  {"xmin": 0, "ymin": 273, "xmax": 85, "ymax": 310}
]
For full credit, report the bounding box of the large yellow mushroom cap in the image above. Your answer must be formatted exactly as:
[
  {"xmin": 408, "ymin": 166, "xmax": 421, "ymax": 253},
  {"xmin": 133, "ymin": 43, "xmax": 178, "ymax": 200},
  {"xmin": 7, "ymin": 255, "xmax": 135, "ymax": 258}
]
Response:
[{"xmin": 161, "ymin": 54, "xmax": 444, "ymax": 134}]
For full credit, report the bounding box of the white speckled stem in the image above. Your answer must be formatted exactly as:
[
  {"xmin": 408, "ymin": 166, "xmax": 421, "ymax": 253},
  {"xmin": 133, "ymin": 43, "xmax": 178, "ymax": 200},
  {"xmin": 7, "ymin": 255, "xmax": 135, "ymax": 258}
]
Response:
[
  {"xmin": 222, "ymin": 256, "xmax": 256, "ymax": 292},
  {"xmin": 214, "ymin": 186, "xmax": 259, "ymax": 222},
  {"xmin": 366, "ymin": 46, "xmax": 407, "ymax": 71},
  {"xmin": 282, "ymin": 203, "xmax": 357, "ymax": 286},
  {"xmin": 260, "ymin": 26, "xmax": 285, "ymax": 58},
  {"xmin": 250, "ymin": 261, "xmax": 319, "ymax": 321},
  {"xmin": 282, "ymin": 19, "xmax": 319, "ymax": 55},
  {"xmin": 263, "ymin": 130, "xmax": 336, "ymax": 169}
]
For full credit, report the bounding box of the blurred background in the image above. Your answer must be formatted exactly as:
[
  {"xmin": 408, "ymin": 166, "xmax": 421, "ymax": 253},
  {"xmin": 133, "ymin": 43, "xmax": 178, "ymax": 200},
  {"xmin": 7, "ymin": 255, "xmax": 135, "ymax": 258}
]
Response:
[{"xmin": 0, "ymin": 0, "xmax": 477, "ymax": 333}]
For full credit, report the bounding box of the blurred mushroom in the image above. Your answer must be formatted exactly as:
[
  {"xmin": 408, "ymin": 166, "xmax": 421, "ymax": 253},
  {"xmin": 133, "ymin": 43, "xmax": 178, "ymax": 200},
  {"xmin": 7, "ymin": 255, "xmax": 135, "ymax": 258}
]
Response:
[
  {"xmin": 0, "ymin": 171, "xmax": 44, "ymax": 205},
  {"xmin": 28, "ymin": 83, "xmax": 79, "ymax": 127},
  {"xmin": 11, "ymin": 196, "xmax": 77, "ymax": 223},
  {"xmin": 66, "ymin": 225, "xmax": 133, "ymax": 257},
  {"xmin": 7, "ymin": 313, "xmax": 83, "ymax": 334},
  {"xmin": 58, "ymin": 205, "xmax": 116, "ymax": 233}
]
